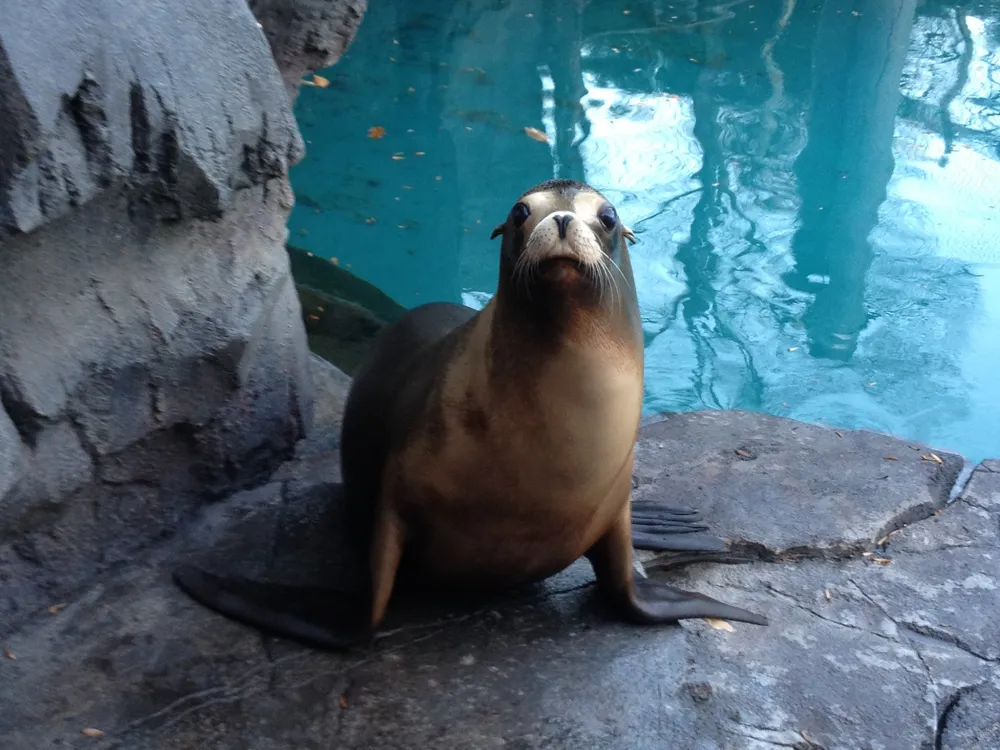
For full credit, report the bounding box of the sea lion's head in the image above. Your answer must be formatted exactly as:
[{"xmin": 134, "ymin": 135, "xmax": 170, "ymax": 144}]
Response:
[{"xmin": 490, "ymin": 179, "xmax": 639, "ymax": 333}]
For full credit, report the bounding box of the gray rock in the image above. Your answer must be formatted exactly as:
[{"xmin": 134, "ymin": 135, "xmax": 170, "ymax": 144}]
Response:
[
  {"xmin": 636, "ymin": 411, "xmax": 963, "ymax": 559},
  {"xmin": 294, "ymin": 354, "xmax": 352, "ymax": 457},
  {"xmin": 848, "ymin": 466, "xmax": 1000, "ymax": 663},
  {"xmin": 0, "ymin": 404, "xmax": 25, "ymax": 502},
  {"xmin": 0, "ymin": 0, "xmax": 303, "ymax": 238},
  {"xmin": 248, "ymin": 0, "xmax": 368, "ymax": 100},
  {"xmin": 980, "ymin": 459, "xmax": 1000, "ymax": 474},
  {"xmin": 0, "ymin": 421, "xmax": 92, "ymax": 534},
  {"xmin": 1, "ymin": 369, "xmax": 996, "ymax": 749},
  {"xmin": 0, "ymin": 0, "xmax": 320, "ymax": 635},
  {"xmin": 940, "ymin": 683, "xmax": 1000, "ymax": 750},
  {"xmin": 965, "ymin": 462, "xmax": 1000, "ymax": 511}
]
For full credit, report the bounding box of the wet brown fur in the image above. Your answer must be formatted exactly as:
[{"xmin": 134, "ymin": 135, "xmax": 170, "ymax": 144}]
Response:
[
  {"xmin": 353, "ymin": 180, "xmax": 646, "ymax": 626},
  {"xmin": 173, "ymin": 180, "xmax": 769, "ymax": 645}
]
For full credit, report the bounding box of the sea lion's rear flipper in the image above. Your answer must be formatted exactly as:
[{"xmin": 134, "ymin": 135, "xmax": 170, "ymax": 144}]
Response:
[
  {"xmin": 589, "ymin": 508, "xmax": 769, "ymax": 628},
  {"xmin": 172, "ymin": 565, "xmax": 371, "ymax": 650},
  {"xmin": 629, "ymin": 500, "xmax": 726, "ymax": 552},
  {"xmin": 627, "ymin": 578, "xmax": 769, "ymax": 626}
]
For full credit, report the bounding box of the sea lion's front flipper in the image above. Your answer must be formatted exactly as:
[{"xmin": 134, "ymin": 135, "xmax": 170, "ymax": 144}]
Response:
[
  {"xmin": 629, "ymin": 499, "xmax": 726, "ymax": 552},
  {"xmin": 173, "ymin": 565, "xmax": 371, "ymax": 650},
  {"xmin": 588, "ymin": 506, "xmax": 768, "ymax": 627}
]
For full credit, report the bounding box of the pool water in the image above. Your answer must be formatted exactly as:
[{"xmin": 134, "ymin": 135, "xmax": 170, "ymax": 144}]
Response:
[{"xmin": 288, "ymin": 0, "xmax": 1000, "ymax": 462}]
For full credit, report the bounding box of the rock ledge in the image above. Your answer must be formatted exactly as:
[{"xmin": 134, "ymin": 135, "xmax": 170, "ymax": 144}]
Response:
[{"xmin": 1, "ymin": 358, "xmax": 996, "ymax": 750}]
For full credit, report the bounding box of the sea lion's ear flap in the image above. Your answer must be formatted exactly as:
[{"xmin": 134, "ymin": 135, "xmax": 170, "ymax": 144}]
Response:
[
  {"xmin": 622, "ymin": 225, "xmax": 636, "ymax": 244},
  {"xmin": 490, "ymin": 223, "xmax": 505, "ymax": 240}
]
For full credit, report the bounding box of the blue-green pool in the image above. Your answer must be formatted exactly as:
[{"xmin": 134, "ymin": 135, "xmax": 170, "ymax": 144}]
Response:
[{"xmin": 288, "ymin": 0, "xmax": 1000, "ymax": 463}]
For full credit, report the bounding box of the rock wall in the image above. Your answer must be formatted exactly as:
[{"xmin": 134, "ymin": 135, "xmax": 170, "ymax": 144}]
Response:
[
  {"xmin": 249, "ymin": 0, "xmax": 368, "ymax": 101},
  {"xmin": 0, "ymin": 0, "xmax": 364, "ymax": 634}
]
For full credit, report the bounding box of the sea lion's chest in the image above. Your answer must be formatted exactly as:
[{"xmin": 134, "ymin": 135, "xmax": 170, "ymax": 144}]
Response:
[{"xmin": 387, "ymin": 346, "xmax": 643, "ymax": 587}]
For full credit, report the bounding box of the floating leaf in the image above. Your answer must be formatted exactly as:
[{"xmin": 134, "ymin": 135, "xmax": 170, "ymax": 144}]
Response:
[
  {"xmin": 81, "ymin": 728, "xmax": 104, "ymax": 738},
  {"xmin": 391, "ymin": 153, "xmax": 406, "ymax": 161},
  {"xmin": 313, "ymin": 74, "xmax": 330, "ymax": 88},
  {"xmin": 364, "ymin": 217, "xmax": 376, "ymax": 224},
  {"xmin": 788, "ymin": 346, "xmax": 799, "ymax": 352},
  {"xmin": 368, "ymin": 126, "xmax": 386, "ymax": 139},
  {"xmin": 705, "ymin": 618, "xmax": 735, "ymax": 632},
  {"xmin": 524, "ymin": 126, "xmax": 549, "ymax": 143}
]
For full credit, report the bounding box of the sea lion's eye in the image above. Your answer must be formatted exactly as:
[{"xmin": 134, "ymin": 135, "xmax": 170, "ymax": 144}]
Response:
[
  {"xmin": 598, "ymin": 204, "xmax": 618, "ymax": 231},
  {"xmin": 511, "ymin": 202, "xmax": 531, "ymax": 227}
]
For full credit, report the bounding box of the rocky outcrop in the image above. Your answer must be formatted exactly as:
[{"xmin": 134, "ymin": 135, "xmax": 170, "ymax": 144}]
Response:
[
  {"xmin": 1, "ymin": 359, "xmax": 996, "ymax": 749},
  {"xmin": 0, "ymin": 0, "xmax": 335, "ymax": 635},
  {"xmin": 248, "ymin": 0, "xmax": 368, "ymax": 101}
]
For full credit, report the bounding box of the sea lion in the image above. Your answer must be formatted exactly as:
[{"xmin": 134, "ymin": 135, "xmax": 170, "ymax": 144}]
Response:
[{"xmin": 174, "ymin": 178, "xmax": 767, "ymax": 649}]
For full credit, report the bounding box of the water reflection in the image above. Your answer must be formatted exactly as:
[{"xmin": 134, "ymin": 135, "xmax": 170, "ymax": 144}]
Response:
[
  {"xmin": 785, "ymin": 0, "xmax": 917, "ymax": 361},
  {"xmin": 288, "ymin": 0, "xmax": 1000, "ymax": 460}
]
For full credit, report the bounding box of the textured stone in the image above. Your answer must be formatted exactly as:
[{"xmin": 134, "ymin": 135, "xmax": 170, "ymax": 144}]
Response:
[
  {"xmin": 0, "ymin": 422, "xmax": 91, "ymax": 535},
  {"xmin": 940, "ymin": 683, "xmax": 1000, "ymax": 750},
  {"xmin": 294, "ymin": 354, "xmax": 352, "ymax": 457},
  {"xmin": 0, "ymin": 0, "xmax": 303, "ymax": 238},
  {"xmin": 0, "ymin": 0, "xmax": 321, "ymax": 637},
  {"xmin": 249, "ymin": 0, "xmax": 368, "ymax": 100},
  {"xmin": 1, "ymin": 357, "xmax": 996, "ymax": 750},
  {"xmin": 636, "ymin": 411, "xmax": 963, "ymax": 559},
  {"xmin": 850, "ymin": 466, "xmax": 1000, "ymax": 662},
  {"xmin": 0, "ymin": 404, "xmax": 25, "ymax": 503}
]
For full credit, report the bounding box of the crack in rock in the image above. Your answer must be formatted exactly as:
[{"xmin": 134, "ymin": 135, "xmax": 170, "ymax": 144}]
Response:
[{"xmin": 934, "ymin": 686, "xmax": 972, "ymax": 750}]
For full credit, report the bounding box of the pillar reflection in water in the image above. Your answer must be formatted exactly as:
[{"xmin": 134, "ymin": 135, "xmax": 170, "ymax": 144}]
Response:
[{"xmin": 783, "ymin": 0, "xmax": 918, "ymax": 361}]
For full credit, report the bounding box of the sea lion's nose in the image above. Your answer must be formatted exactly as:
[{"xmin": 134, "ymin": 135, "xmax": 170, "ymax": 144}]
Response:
[{"xmin": 553, "ymin": 214, "xmax": 573, "ymax": 239}]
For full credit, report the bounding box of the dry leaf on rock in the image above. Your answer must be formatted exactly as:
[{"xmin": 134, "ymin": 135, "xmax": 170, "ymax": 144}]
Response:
[{"xmin": 705, "ymin": 618, "xmax": 735, "ymax": 632}]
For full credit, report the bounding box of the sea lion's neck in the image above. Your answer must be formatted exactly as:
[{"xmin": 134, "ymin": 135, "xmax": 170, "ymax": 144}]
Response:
[
  {"xmin": 470, "ymin": 294, "xmax": 643, "ymax": 486},
  {"xmin": 480, "ymin": 291, "xmax": 643, "ymax": 411}
]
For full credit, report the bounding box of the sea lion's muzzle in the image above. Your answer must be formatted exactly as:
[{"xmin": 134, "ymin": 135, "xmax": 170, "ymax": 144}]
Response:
[{"xmin": 522, "ymin": 211, "xmax": 604, "ymax": 269}]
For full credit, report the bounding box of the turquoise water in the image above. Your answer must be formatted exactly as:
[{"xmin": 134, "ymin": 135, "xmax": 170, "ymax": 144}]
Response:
[{"xmin": 288, "ymin": 0, "xmax": 1000, "ymax": 463}]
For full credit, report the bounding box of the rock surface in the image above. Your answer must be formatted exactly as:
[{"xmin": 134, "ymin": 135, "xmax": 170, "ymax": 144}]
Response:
[
  {"xmin": 0, "ymin": 0, "xmax": 331, "ymax": 636},
  {"xmin": 0, "ymin": 0, "xmax": 303, "ymax": 237},
  {"xmin": 249, "ymin": 0, "xmax": 369, "ymax": 101},
  {"xmin": 1, "ymin": 361, "xmax": 996, "ymax": 750}
]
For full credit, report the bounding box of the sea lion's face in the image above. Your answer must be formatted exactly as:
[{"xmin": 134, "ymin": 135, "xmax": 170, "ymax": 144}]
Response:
[{"xmin": 491, "ymin": 179, "xmax": 636, "ymax": 312}]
